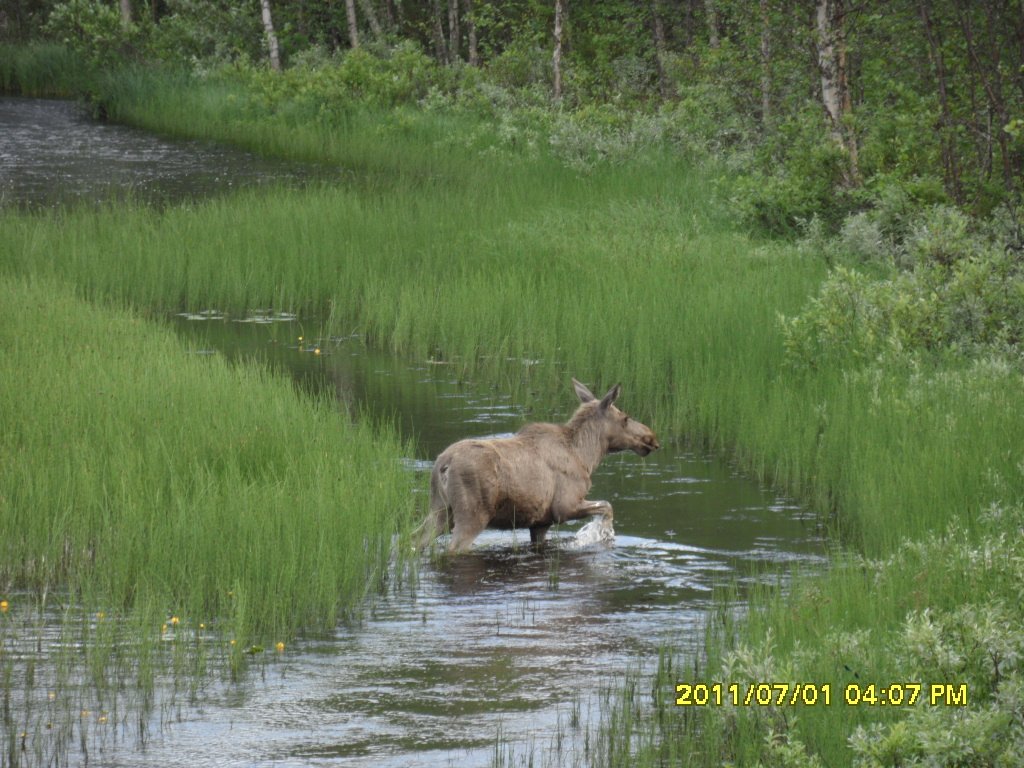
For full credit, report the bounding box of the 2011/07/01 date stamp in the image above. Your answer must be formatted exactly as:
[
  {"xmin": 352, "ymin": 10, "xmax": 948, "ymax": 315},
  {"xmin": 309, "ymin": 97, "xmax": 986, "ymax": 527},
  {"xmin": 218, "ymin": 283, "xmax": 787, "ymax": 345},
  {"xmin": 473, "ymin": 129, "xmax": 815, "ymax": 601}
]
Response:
[{"xmin": 674, "ymin": 682, "xmax": 969, "ymax": 708}]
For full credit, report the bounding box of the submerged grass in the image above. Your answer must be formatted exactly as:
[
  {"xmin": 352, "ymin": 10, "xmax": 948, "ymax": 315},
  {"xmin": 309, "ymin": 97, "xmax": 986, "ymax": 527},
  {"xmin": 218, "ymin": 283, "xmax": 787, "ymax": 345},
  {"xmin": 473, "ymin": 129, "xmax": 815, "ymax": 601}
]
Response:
[{"xmin": 3, "ymin": 60, "xmax": 1024, "ymax": 763}]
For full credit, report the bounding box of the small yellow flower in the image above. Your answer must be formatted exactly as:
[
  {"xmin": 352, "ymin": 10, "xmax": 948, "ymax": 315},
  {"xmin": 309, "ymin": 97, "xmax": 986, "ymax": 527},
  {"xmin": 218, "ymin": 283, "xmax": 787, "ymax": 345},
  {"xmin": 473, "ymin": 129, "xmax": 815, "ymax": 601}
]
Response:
[
  {"xmin": 199, "ymin": 623, "xmax": 206, "ymax": 630},
  {"xmin": 98, "ymin": 715, "xmax": 108, "ymax": 725},
  {"xmin": 161, "ymin": 623, "xmax": 168, "ymax": 634},
  {"xmin": 170, "ymin": 616, "xmax": 180, "ymax": 626},
  {"xmin": 229, "ymin": 639, "xmax": 236, "ymax": 646},
  {"xmin": 96, "ymin": 611, "xmax": 105, "ymax": 620},
  {"xmin": 313, "ymin": 347, "xmax": 321, "ymax": 356},
  {"xmin": 0, "ymin": 600, "xmax": 8, "ymax": 613},
  {"xmin": 275, "ymin": 642, "xmax": 285, "ymax": 653}
]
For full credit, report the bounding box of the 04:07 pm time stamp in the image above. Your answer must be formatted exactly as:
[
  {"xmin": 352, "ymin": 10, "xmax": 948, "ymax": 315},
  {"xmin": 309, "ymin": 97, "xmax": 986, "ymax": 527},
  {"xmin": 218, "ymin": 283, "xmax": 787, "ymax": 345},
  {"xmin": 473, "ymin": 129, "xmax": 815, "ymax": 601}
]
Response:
[{"xmin": 674, "ymin": 682, "xmax": 969, "ymax": 708}]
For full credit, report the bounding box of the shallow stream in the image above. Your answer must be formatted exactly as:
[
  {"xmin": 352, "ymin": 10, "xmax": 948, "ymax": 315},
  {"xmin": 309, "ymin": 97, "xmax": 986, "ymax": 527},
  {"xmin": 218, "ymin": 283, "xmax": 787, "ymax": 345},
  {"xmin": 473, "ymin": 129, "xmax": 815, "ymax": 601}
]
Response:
[{"xmin": 1, "ymin": 96, "xmax": 824, "ymax": 766}]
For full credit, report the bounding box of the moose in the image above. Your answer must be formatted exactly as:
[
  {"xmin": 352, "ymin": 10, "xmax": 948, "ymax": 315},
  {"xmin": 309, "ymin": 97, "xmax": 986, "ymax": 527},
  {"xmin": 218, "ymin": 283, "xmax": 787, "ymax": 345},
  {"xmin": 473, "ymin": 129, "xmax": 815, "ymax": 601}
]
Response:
[{"xmin": 417, "ymin": 378, "xmax": 660, "ymax": 552}]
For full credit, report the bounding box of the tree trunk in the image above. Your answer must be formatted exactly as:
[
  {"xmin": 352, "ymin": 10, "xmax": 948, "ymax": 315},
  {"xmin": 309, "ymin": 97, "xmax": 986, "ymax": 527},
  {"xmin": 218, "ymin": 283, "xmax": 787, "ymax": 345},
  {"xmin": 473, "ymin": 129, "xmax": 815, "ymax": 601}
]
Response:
[
  {"xmin": 431, "ymin": 0, "xmax": 449, "ymax": 62},
  {"xmin": 463, "ymin": 0, "xmax": 479, "ymax": 66},
  {"xmin": 760, "ymin": 0, "xmax": 771, "ymax": 124},
  {"xmin": 815, "ymin": 0, "xmax": 858, "ymax": 184},
  {"xmin": 954, "ymin": 0, "xmax": 1016, "ymax": 191},
  {"xmin": 918, "ymin": 0, "xmax": 963, "ymax": 202},
  {"xmin": 651, "ymin": 0, "xmax": 674, "ymax": 99},
  {"xmin": 705, "ymin": 0, "xmax": 719, "ymax": 48},
  {"xmin": 345, "ymin": 0, "xmax": 360, "ymax": 49},
  {"xmin": 119, "ymin": 0, "xmax": 132, "ymax": 29},
  {"xmin": 448, "ymin": 0, "xmax": 460, "ymax": 61},
  {"xmin": 358, "ymin": 0, "xmax": 383, "ymax": 40},
  {"xmin": 261, "ymin": 0, "xmax": 282, "ymax": 71},
  {"xmin": 553, "ymin": 0, "xmax": 565, "ymax": 100}
]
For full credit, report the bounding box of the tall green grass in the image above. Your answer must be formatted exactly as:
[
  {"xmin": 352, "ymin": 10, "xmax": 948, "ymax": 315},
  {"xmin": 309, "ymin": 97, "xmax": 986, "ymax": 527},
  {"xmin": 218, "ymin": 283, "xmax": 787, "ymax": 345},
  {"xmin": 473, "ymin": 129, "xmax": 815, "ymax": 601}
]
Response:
[
  {"xmin": 3, "ymin": 63, "xmax": 1023, "ymax": 763},
  {"xmin": 0, "ymin": 275, "xmax": 416, "ymax": 643},
  {"xmin": 0, "ymin": 44, "xmax": 95, "ymax": 97},
  {"xmin": 3, "ymin": 160, "xmax": 1015, "ymax": 554}
]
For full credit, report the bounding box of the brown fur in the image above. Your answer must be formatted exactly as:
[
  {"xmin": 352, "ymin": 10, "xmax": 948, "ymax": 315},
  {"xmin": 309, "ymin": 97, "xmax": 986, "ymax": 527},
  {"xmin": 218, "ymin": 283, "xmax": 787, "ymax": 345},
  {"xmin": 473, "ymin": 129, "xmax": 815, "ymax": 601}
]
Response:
[{"xmin": 417, "ymin": 378, "xmax": 660, "ymax": 552}]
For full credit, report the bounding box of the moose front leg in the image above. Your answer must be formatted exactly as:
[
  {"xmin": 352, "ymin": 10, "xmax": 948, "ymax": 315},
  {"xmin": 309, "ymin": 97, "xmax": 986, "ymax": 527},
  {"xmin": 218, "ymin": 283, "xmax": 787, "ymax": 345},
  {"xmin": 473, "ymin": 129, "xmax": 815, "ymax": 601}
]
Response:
[{"xmin": 555, "ymin": 499, "xmax": 613, "ymax": 524}]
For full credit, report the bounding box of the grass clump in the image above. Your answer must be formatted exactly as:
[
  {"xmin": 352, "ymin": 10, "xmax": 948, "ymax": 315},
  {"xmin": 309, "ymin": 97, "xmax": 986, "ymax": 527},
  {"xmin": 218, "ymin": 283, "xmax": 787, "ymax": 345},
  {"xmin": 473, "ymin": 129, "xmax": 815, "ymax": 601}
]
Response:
[
  {"xmin": 0, "ymin": 43, "xmax": 95, "ymax": 97},
  {"xmin": 0, "ymin": 275, "xmax": 416, "ymax": 643}
]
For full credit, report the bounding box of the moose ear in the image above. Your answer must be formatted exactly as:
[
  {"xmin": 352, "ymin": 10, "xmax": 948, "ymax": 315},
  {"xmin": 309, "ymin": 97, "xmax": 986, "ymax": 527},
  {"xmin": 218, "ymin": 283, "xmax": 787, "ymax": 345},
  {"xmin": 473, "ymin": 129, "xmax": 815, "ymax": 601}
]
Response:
[
  {"xmin": 572, "ymin": 378, "xmax": 597, "ymax": 403},
  {"xmin": 599, "ymin": 384, "xmax": 621, "ymax": 411}
]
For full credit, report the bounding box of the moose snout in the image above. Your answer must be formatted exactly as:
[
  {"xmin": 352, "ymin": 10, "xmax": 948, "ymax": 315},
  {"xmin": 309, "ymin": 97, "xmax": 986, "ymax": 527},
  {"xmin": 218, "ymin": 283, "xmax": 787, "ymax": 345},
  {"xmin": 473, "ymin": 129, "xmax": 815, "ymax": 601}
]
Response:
[{"xmin": 635, "ymin": 432, "xmax": 660, "ymax": 456}]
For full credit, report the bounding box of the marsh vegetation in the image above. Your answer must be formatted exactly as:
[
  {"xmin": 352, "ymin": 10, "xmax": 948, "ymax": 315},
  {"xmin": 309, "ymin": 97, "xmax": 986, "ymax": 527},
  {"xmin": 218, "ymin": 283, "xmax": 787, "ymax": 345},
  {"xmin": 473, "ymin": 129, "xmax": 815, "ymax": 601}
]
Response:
[{"xmin": 3, "ymin": 0, "xmax": 1024, "ymax": 761}]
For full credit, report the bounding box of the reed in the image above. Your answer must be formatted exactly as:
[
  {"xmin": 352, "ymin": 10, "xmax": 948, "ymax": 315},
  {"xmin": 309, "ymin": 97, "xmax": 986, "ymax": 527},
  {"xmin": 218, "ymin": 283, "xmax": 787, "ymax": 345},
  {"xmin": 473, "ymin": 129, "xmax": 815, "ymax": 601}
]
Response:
[
  {"xmin": 0, "ymin": 43, "xmax": 95, "ymax": 97},
  {"xmin": 0, "ymin": 275, "xmax": 416, "ymax": 644}
]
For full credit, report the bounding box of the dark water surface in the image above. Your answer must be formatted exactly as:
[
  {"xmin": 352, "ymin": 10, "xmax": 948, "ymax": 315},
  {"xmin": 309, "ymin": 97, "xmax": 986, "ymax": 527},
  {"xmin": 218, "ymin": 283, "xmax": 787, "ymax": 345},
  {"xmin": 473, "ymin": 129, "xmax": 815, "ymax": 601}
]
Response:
[
  {"xmin": 2, "ymin": 97, "xmax": 823, "ymax": 766},
  {"xmin": 0, "ymin": 97, "xmax": 324, "ymax": 209}
]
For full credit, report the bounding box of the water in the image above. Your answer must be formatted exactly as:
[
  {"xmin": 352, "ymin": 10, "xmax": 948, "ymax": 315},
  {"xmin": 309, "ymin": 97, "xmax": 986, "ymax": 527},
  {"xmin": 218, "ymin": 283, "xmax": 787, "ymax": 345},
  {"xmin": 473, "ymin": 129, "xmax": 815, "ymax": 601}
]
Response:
[
  {"xmin": 141, "ymin": 315, "xmax": 825, "ymax": 767},
  {"xmin": 0, "ymin": 97, "xmax": 824, "ymax": 766},
  {"xmin": 0, "ymin": 97, "xmax": 326, "ymax": 210}
]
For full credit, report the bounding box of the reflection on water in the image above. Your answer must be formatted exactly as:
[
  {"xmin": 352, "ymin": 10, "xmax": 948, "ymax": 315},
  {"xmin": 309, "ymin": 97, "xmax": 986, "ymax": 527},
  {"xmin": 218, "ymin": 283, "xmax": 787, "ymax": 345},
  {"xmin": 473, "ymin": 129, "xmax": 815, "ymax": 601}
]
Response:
[
  {"xmin": 0, "ymin": 97, "xmax": 327, "ymax": 210},
  {"xmin": 122, "ymin": 315, "xmax": 827, "ymax": 768}
]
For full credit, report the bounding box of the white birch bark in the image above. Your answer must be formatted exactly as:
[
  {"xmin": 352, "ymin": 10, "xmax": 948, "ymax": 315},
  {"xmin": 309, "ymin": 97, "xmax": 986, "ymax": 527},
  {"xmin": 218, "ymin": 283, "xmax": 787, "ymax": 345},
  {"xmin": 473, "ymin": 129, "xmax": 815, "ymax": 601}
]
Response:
[
  {"xmin": 553, "ymin": 0, "xmax": 565, "ymax": 100},
  {"xmin": 261, "ymin": 0, "xmax": 282, "ymax": 71},
  {"xmin": 346, "ymin": 0, "xmax": 360, "ymax": 49}
]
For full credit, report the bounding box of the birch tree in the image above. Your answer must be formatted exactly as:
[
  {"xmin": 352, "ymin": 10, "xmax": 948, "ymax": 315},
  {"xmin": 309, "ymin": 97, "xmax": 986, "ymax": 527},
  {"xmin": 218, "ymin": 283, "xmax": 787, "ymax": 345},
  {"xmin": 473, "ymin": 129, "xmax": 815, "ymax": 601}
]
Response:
[
  {"xmin": 705, "ymin": 0, "xmax": 719, "ymax": 48},
  {"xmin": 260, "ymin": 0, "xmax": 281, "ymax": 71},
  {"xmin": 815, "ymin": 0, "xmax": 858, "ymax": 183},
  {"xmin": 358, "ymin": 0, "xmax": 383, "ymax": 40},
  {"xmin": 760, "ymin": 0, "xmax": 771, "ymax": 124},
  {"xmin": 448, "ymin": 0, "xmax": 460, "ymax": 61},
  {"xmin": 553, "ymin": 0, "xmax": 565, "ymax": 100},
  {"xmin": 464, "ymin": 0, "xmax": 479, "ymax": 66},
  {"xmin": 346, "ymin": 0, "xmax": 359, "ymax": 48},
  {"xmin": 650, "ymin": 0, "xmax": 673, "ymax": 99}
]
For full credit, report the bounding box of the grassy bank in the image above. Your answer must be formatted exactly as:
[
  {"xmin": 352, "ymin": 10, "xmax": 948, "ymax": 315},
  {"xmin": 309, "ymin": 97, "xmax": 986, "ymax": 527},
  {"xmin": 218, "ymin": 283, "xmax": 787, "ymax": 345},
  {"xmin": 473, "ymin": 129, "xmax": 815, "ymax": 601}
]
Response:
[
  {"xmin": 0, "ymin": 275, "xmax": 415, "ymax": 642},
  {"xmin": 3, "ymin": 58, "xmax": 1024, "ymax": 763},
  {"xmin": 0, "ymin": 43, "xmax": 96, "ymax": 97}
]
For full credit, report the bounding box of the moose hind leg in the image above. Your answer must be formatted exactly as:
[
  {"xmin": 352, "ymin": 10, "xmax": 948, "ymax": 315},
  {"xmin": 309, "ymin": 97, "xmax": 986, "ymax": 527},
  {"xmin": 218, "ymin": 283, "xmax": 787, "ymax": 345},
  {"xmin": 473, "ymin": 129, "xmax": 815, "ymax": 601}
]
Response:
[
  {"xmin": 449, "ymin": 513, "xmax": 489, "ymax": 554},
  {"xmin": 530, "ymin": 525, "xmax": 551, "ymax": 547}
]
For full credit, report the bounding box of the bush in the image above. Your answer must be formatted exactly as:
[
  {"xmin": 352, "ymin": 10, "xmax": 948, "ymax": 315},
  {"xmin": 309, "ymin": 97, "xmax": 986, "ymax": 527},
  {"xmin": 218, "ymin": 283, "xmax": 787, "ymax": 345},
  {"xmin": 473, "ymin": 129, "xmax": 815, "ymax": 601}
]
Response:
[
  {"xmin": 738, "ymin": 105, "xmax": 854, "ymax": 236},
  {"xmin": 145, "ymin": 0, "xmax": 262, "ymax": 66},
  {"xmin": 42, "ymin": 0, "xmax": 134, "ymax": 68},
  {"xmin": 783, "ymin": 205, "xmax": 1024, "ymax": 370},
  {"xmin": 234, "ymin": 41, "xmax": 443, "ymax": 117}
]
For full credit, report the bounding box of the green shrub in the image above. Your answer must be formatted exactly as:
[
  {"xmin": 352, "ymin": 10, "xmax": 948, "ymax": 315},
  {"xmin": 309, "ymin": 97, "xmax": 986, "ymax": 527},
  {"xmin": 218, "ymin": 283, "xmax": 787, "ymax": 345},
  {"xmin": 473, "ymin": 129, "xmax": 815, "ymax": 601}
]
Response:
[
  {"xmin": 42, "ymin": 0, "xmax": 134, "ymax": 68},
  {"xmin": 145, "ymin": 0, "xmax": 262, "ymax": 65},
  {"xmin": 739, "ymin": 106, "xmax": 853, "ymax": 236},
  {"xmin": 784, "ymin": 205, "xmax": 1024, "ymax": 370}
]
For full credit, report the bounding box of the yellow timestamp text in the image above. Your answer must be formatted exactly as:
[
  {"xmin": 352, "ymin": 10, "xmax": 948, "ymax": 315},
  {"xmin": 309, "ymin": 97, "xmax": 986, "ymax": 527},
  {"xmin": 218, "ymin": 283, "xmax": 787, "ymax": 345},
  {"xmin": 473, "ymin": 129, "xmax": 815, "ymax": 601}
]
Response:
[{"xmin": 674, "ymin": 683, "xmax": 968, "ymax": 708}]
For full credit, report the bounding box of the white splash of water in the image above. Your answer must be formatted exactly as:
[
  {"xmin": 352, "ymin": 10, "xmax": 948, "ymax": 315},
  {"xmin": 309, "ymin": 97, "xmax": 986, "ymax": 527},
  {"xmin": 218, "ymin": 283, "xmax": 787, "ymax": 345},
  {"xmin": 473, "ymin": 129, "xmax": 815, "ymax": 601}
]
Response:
[{"xmin": 568, "ymin": 516, "xmax": 615, "ymax": 548}]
